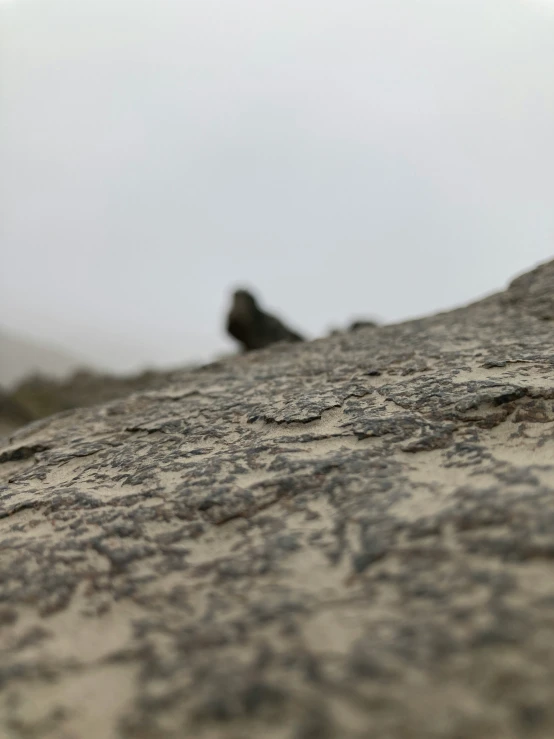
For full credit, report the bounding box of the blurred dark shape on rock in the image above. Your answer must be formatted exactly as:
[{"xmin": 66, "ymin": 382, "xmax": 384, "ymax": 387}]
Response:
[
  {"xmin": 328, "ymin": 317, "xmax": 380, "ymax": 336},
  {"xmin": 226, "ymin": 289, "xmax": 304, "ymax": 351},
  {"xmin": 2, "ymin": 290, "xmax": 381, "ymax": 437},
  {"xmin": 348, "ymin": 319, "xmax": 380, "ymax": 331}
]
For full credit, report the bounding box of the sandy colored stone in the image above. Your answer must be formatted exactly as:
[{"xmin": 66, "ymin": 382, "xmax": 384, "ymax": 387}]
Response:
[{"xmin": 2, "ymin": 261, "xmax": 554, "ymax": 737}]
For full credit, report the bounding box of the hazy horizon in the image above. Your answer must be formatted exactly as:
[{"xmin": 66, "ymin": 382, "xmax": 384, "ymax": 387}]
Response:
[{"xmin": 2, "ymin": 0, "xmax": 554, "ymax": 373}]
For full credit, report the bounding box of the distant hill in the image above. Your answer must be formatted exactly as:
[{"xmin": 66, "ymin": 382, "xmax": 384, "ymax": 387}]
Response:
[
  {"xmin": 0, "ymin": 327, "xmax": 206, "ymax": 435},
  {"xmin": 0, "ymin": 328, "xmax": 86, "ymax": 388}
]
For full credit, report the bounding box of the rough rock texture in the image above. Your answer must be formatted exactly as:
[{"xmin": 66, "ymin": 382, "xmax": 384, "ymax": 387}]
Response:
[{"xmin": 2, "ymin": 261, "xmax": 554, "ymax": 739}]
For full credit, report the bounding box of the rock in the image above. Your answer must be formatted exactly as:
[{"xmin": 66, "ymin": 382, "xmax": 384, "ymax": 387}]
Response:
[
  {"xmin": 226, "ymin": 288, "xmax": 304, "ymax": 350},
  {"xmin": 502, "ymin": 259, "xmax": 554, "ymax": 320},
  {"xmin": 2, "ymin": 260, "xmax": 554, "ymax": 738}
]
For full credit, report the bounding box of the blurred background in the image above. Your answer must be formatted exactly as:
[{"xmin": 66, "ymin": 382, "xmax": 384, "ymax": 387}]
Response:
[{"xmin": 1, "ymin": 0, "xmax": 554, "ymax": 390}]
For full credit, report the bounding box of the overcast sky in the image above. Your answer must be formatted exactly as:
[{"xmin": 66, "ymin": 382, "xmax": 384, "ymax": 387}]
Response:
[{"xmin": 1, "ymin": 0, "xmax": 554, "ymax": 373}]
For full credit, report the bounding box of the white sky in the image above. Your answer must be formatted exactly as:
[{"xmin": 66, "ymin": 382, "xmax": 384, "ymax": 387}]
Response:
[{"xmin": 1, "ymin": 0, "xmax": 554, "ymax": 373}]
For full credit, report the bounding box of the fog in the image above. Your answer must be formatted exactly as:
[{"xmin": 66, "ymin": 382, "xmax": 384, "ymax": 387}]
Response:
[{"xmin": 1, "ymin": 0, "xmax": 554, "ymax": 373}]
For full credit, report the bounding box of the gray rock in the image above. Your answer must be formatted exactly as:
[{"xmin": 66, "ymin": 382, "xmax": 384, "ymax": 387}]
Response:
[{"xmin": 2, "ymin": 260, "xmax": 554, "ymax": 738}]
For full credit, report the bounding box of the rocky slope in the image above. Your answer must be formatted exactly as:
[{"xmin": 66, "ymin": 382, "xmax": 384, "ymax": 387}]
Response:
[{"xmin": 2, "ymin": 260, "xmax": 554, "ymax": 738}]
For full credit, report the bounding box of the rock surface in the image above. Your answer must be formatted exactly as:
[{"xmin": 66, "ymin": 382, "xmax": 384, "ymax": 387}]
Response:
[{"xmin": 2, "ymin": 261, "xmax": 554, "ymax": 738}]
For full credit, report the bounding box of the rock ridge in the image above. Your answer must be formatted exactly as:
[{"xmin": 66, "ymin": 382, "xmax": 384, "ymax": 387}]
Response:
[{"xmin": 2, "ymin": 260, "xmax": 554, "ymax": 738}]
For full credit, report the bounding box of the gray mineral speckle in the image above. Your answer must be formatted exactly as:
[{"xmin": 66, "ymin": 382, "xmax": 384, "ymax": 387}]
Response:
[{"xmin": 2, "ymin": 260, "xmax": 554, "ymax": 737}]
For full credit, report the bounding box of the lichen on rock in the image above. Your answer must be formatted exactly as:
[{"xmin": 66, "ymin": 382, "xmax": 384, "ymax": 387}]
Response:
[{"xmin": 2, "ymin": 260, "xmax": 554, "ymax": 738}]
